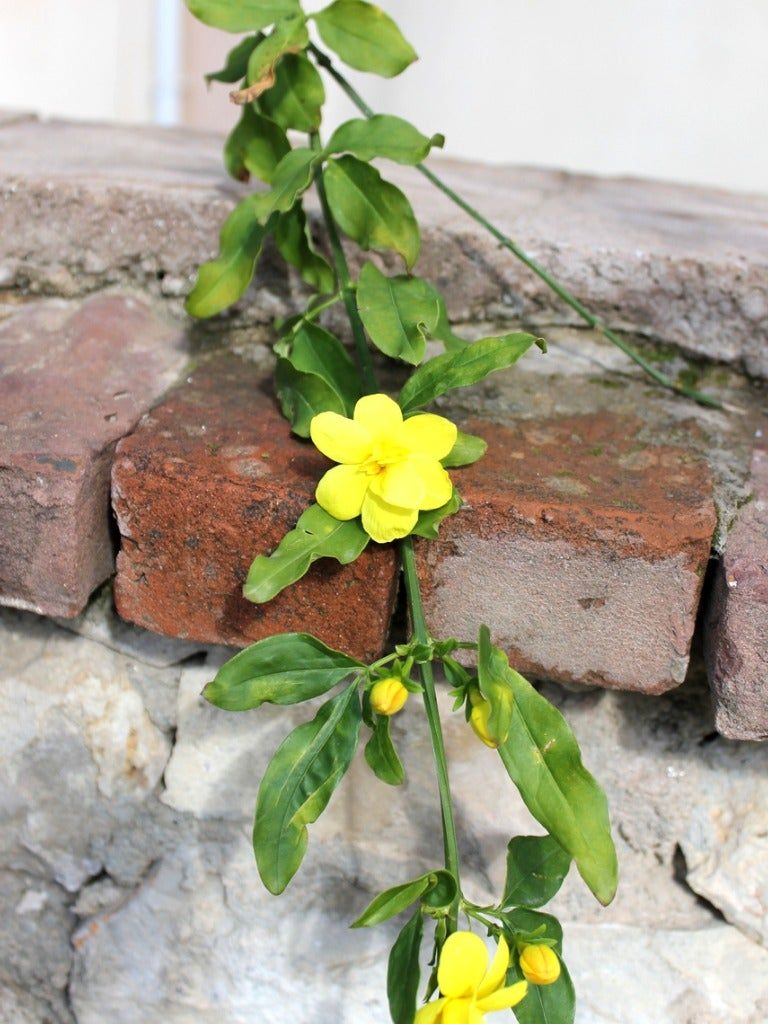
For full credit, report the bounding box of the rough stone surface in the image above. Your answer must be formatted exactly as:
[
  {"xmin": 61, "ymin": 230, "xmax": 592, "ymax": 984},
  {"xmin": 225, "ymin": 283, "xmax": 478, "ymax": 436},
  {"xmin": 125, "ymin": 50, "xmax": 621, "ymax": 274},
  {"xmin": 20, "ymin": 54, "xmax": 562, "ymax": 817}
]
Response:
[
  {"xmin": 112, "ymin": 353, "xmax": 399, "ymax": 661},
  {"xmin": 1, "ymin": 119, "xmax": 767, "ymax": 376},
  {"xmin": 417, "ymin": 410, "xmax": 716, "ymax": 693},
  {"xmin": 0, "ymin": 294, "xmax": 188, "ymax": 617},
  {"xmin": 705, "ymin": 442, "xmax": 768, "ymax": 740}
]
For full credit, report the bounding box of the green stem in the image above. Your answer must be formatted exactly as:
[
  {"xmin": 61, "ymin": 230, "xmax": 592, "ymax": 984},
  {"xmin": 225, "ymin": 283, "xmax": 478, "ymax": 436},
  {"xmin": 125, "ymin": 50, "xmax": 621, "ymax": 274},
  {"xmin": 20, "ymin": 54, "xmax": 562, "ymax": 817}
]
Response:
[
  {"xmin": 311, "ymin": 135, "xmax": 378, "ymax": 395},
  {"xmin": 290, "ymin": 291, "xmax": 342, "ymax": 333},
  {"xmin": 309, "ymin": 45, "xmax": 723, "ymax": 412},
  {"xmin": 401, "ymin": 536, "xmax": 461, "ymax": 934}
]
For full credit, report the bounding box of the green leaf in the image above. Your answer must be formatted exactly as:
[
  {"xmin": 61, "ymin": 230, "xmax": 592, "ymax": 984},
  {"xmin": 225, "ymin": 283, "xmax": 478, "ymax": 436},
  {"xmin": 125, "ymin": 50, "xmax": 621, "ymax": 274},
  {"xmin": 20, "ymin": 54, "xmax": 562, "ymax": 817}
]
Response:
[
  {"xmin": 206, "ymin": 34, "xmax": 262, "ymax": 83},
  {"xmin": 353, "ymin": 875, "xmax": 430, "ymax": 928},
  {"xmin": 477, "ymin": 625, "xmax": 515, "ymax": 747},
  {"xmin": 364, "ymin": 714, "xmax": 405, "ymax": 786},
  {"xmin": 185, "ymin": 0, "xmax": 301, "ymax": 32},
  {"xmin": 203, "ymin": 633, "xmax": 362, "ymax": 711},
  {"xmin": 496, "ymin": 661, "xmax": 618, "ymax": 906},
  {"xmin": 274, "ymin": 357, "xmax": 346, "ymax": 436},
  {"xmin": 251, "ymin": 146, "xmax": 320, "ymax": 221},
  {"xmin": 327, "ymin": 115, "xmax": 443, "ymax": 165},
  {"xmin": 185, "ymin": 199, "xmax": 273, "ymax": 318},
  {"xmin": 501, "ymin": 835, "xmax": 572, "ymax": 910},
  {"xmin": 324, "ymin": 155, "xmax": 420, "ymax": 269},
  {"xmin": 399, "ymin": 333, "xmax": 544, "ymax": 413},
  {"xmin": 503, "ymin": 911, "xmax": 575, "ymax": 1024},
  {"xmin": 315, "ymin": 0, "xmax": 417, "ymax": 77},
  {"xmin": 387, "ymin": 910, "xmax": 423, "ymax": 1024},
  {"xmin": 442, "ymin": 430, "xmax": 487, "ymax": 468},
  {"xmin": 224, "ymin": 106, "xmax": 290, "ymax": 183},
  {"xmin": 260, "ymin": 51, "xmax": 325, "ymax": 132},
  {"xmin": 275, "ymin": 205, "xmax": 335, "ymax": 293},
  {"xmin": 356, "ymin": 262, "xmax": 439, "ymax": 364},
  {"xmin": 246, "ymin": 16, "xmax": 309, "ymax": 85},
  {"xmin": 287, "ymin": 323, "xmax": 361, "ymax": 410},
  {"xmin": 243, "ymin": 504, "xmax": 369, "ymax": 603},
  {"xmin": 254, "ymin": 681, "xmax": 361, "ymax": 893},
  {"xmin": 411, "ymin": 488, "xmax": 462, "ymax": 540},
  {"xmin": 502, "ymin": 908, "xmax": 563, "ymax": 951}
]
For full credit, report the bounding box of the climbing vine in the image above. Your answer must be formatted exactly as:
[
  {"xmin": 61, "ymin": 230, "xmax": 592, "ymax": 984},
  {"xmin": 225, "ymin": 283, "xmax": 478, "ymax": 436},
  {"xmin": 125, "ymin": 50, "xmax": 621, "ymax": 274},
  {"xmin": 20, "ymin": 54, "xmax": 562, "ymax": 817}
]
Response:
[{"xmin": 183, "ymin": 2, "xmax": 623, "ymax": 1021}]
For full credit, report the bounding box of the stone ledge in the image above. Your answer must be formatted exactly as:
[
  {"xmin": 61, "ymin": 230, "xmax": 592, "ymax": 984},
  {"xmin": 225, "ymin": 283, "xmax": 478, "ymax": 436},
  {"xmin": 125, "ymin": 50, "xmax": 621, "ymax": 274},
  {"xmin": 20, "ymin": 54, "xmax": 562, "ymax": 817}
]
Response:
[
  {"xmin": 0, "ymin": 118, "xmax": 766, "ymax": 376},
  {"xmin": 0, "ymin": 294, "xmax": 189, "ymax": 617}
]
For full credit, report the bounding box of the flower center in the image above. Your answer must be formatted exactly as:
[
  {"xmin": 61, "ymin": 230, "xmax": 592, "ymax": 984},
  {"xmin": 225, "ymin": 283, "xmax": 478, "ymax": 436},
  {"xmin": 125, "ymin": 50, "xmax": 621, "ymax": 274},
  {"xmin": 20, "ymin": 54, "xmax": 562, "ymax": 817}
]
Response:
[{"xmin": 361, "ymin": 439, "xmax": 408, "ymax": 476}]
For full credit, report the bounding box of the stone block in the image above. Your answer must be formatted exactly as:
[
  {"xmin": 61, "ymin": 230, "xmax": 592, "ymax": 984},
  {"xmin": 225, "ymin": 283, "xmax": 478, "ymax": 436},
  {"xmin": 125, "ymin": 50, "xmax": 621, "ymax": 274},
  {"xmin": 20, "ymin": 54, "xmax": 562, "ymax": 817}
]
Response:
[
  {"xmin": 112, "ymin": 353, "xmax": 399, "ymax": 660},
  {"xmin": 417, "ymin": 411, "xmax": 716, "ymax": 693},
  {"xmin": 705, "ymin": 443, "xmax": 768, "ymax": 740},
  {"xmin": 0, "ymin": 294, "xmax": 188, "ymax": 617}
]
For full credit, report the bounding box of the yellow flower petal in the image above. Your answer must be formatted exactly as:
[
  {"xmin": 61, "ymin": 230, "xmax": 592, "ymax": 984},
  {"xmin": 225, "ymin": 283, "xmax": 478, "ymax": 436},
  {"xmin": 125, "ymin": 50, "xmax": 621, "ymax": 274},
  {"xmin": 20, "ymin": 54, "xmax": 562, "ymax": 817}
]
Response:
[
  {"xmin": 437, "ymin": 932, "xmax": 489, "ymax": 999},
  {"xmin": 315, "ymin": 464, "xmax": 370, "ymax": 520},
  {"xmin": 360, "ymin": 490, "xmax": 418, "ymax": 544},
  {"xmin": 369, "ymin": 458, "xmax": 426, "ymax": 509},
  {"xmin": 310, "ymin": 412, "xmax": 372, "ymax": 465},
  {"xmin": 442, "ymin": 999, "xmax": 473, "ymax": 1024},
  {"xmin": 354, "ymin": 394, "xmax": 403, "ymax": 437},
  {"xmin": 477, "ymin": 981, "xmax": 529, "ymax": 1012},
  {"xmin": 477, "ymin": 936, "xmax": 510, "ymax": 999},
  {"xmin": 415, "ymin": 998, "xmax": 447, "ymax": 1024},
  {"xmin": 403, "ymin": 413, "xmax": 458, "ymax": 460},
  {"xmin": 409, "ymin": 456, "xmax": 453, "ymax": 510}
]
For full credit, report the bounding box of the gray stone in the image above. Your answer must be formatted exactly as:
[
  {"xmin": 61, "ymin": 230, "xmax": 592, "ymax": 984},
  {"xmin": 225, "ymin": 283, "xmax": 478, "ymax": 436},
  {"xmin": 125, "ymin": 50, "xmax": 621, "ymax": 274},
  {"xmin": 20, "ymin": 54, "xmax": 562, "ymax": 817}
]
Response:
[
  {"xmin": 0, "ymin": 119, "xmax": 766, "ymax": 375},
  {"xmin": 0, "ymin": 294, "xmax": 189, "ymax": 617}
]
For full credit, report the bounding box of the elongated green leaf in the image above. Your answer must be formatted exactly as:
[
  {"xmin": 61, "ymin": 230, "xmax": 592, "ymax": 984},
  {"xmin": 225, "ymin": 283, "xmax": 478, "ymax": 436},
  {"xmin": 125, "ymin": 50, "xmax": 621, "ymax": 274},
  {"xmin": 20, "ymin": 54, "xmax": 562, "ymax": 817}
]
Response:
[
  {"xmin": 274, "ymin": 357, "xmax": 347, "ymax": 436},
  {"xmin": 364, "ymin": 714, "xmax": 405, "ymax": 786},
  {"xmin": 504, "ymin": 911, "xmax": 574, "ymax": 1024},
  {"xmin": 356, "ymin": 262, "xmax": 438, "ymax": 364},
  {"xmin": 275, "ymin": 206, "xmax": 335, "ymax": 292},
  {"xmin": 203, "ymin": 633, "xmax": 362, "ymax": 711},
  {"xmin": 246, "ymin": 16, "xmax": 309, "ymax": 85},
  {"xmin": 496, "ymin": 661, "xmax": 618, "ymax": 906},
  {"xmin": 353, "ymin": 876, "xmax": 430, "ymax": 928},
  {"xmin": 185, "ymin": 0, "xmax": 301, "ymax": 32},
  {"xmin": 224, "ymin": 106, "xmax": 290, "ymax": 183},
  {"xmin": 399, "ymin": 334, "xmax": 544, "ymax": 413},
  {"xmin": 325, "ymin": 155, "xmax": 420, "ymax": 269},
  {"xmin": 244, "ymin": 504, "xmax": 369, "ymax": 603},
  {"xmin": 327, "ymin": 115, "xmax": 443, "ymax": 165},
  {"xmin": 501, "ymin": 836, "xmax": 572, "ymax": 910},
  {"xmin": 442, "ymin": 430, "xmax": 487, "ymax": 468},
  {"xmin": 185, "ymin": 199, "xmax": 273, "ymax": 318},
  {"xmin": 206, "ymin": 34, "xmax": 261, "ymax": 83},
  {"xmin": 289, "ymin": 324, "xmax": 360, "ymax": 409},
  {"xmin": 478, "ymin": 625, "xmax": 514, "ymax": 747},
  {"xmin": 315, "ymin": 0, "xmax": 417, "ymax": 77},
  {"xmin": 387, "ymin": 910, "xmax": 423, "ymax": 1024},
  {"xmin": 260, "ymin": 52, "xmax": 325, "ymax": 131},
  {"xmin": 252, "ymin": 147, "xmax": 320, "ymax": 221},
  {"xmin": 254, "ymin": 681, "xmax": 361, "ymax": 893},
  {"xmin": 411, "ymin": 489, "xmax": 462, "ymax": 540}
]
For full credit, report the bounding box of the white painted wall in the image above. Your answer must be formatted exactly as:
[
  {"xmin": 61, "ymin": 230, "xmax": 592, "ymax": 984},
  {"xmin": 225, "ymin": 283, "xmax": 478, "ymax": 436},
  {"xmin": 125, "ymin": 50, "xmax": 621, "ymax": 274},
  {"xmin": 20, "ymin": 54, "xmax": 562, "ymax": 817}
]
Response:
[{"xmin": 0, "ymin": 1, "xmax": 765, "ymax": 193}]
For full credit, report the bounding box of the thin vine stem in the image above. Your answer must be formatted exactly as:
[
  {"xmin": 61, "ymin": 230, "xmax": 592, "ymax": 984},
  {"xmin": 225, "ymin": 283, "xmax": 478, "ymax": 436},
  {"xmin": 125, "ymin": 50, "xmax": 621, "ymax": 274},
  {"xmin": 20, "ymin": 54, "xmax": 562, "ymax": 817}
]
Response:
[
  {"xmin": 309, "ymin": 44, "xmax": 723, "ymax": 412},
  {"xmin": 402, "ymin": 536, "xmax": 461, "ymax": 934},
  {"xmin": 312, "ymin": 132, "xmax": 462, "ymax": 929}
]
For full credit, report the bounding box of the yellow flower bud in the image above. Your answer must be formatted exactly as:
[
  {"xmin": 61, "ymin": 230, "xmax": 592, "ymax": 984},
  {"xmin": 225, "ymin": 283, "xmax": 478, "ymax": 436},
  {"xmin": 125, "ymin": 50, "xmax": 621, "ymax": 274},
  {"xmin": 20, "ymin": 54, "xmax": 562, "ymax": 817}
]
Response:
[
  {"xmin": 370, "ymin": 677, "xmax": 409, "ymax": 716},
  {"xmin": 468, "ymin": 687, "xmax": 498, "ymax": 748},
  {"xmin": 519, "ymin": 944, "xmax": 561, "ymax": 986}
]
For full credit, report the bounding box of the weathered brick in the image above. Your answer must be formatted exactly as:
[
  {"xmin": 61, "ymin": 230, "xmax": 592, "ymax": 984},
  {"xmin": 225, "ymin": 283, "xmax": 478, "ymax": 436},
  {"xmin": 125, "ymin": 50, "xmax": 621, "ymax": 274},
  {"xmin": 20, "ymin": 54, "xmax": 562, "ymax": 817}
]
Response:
[
  {"xmin": 0, "ymin": 119, "xmax": 766, "ymax": 376},
  {"xmin": 705, "ymin": 444, "xmax": 768, "ymax": 740},
  {"xmin": 416, "ymin": 412, "xmax": 716, "ymax": 694},
  {"xmin": 0, "ymin": 294, "xmax": 188, "ymax": 616},
  {"xmin": 111, "ymin": 354, "xmax": 399, "ymax": 661}
]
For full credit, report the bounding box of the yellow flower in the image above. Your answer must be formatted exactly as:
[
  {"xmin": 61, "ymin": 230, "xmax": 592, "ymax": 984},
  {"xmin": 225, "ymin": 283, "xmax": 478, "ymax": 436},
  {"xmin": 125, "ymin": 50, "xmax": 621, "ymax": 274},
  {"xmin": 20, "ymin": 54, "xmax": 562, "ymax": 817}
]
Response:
[
  {"xmin": 310, "ymin": 394, "xmax": 456, "ymax": 544},
  {"xmin": 519, "ymin": 944, "xmax": 561, "ymax": 986},
  {"xmin": 370, "ymin": 677, "xmax": 409, "ymax": 716},
  {"xmin": 468, "ymin": 687, "xmax": 498, "ymax": 749},
  {"xmin": 416, "ymin": 932, "xmax": 528, "ymax": 1024}
]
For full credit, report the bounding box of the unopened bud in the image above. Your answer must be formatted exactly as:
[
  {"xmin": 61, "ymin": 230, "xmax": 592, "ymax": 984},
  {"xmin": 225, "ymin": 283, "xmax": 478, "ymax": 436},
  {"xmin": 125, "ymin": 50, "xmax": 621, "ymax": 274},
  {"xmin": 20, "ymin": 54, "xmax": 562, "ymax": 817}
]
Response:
[
  {"xmin": 468, "ymin": 687, "xmax": 498, "ymax": 748},
  {"xmin": 370, "ymin": 677, "xmax": 409, "ymax": 716},
  {"xmin": 519, "ymin": 944, "xmax": 561, "ymax": 986}
]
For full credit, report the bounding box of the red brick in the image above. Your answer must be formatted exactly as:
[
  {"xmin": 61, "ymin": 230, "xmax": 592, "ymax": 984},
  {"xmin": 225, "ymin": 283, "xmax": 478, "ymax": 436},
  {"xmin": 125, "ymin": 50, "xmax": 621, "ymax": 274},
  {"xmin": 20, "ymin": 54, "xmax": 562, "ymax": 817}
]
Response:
[
  {"xmin": 705, "ymin": 443, "xmax": 768, "ymax": 739},
  {"xmin": 416, "ymin": 413, "xmax": 716, "ymax": 694},
  {"xmin": 0, "ymin": 295, "xmax": 187, "ymax": 616},
  {"xmin": 111, "ymin": 354, "xmax": 399, "ymax": 661}
]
